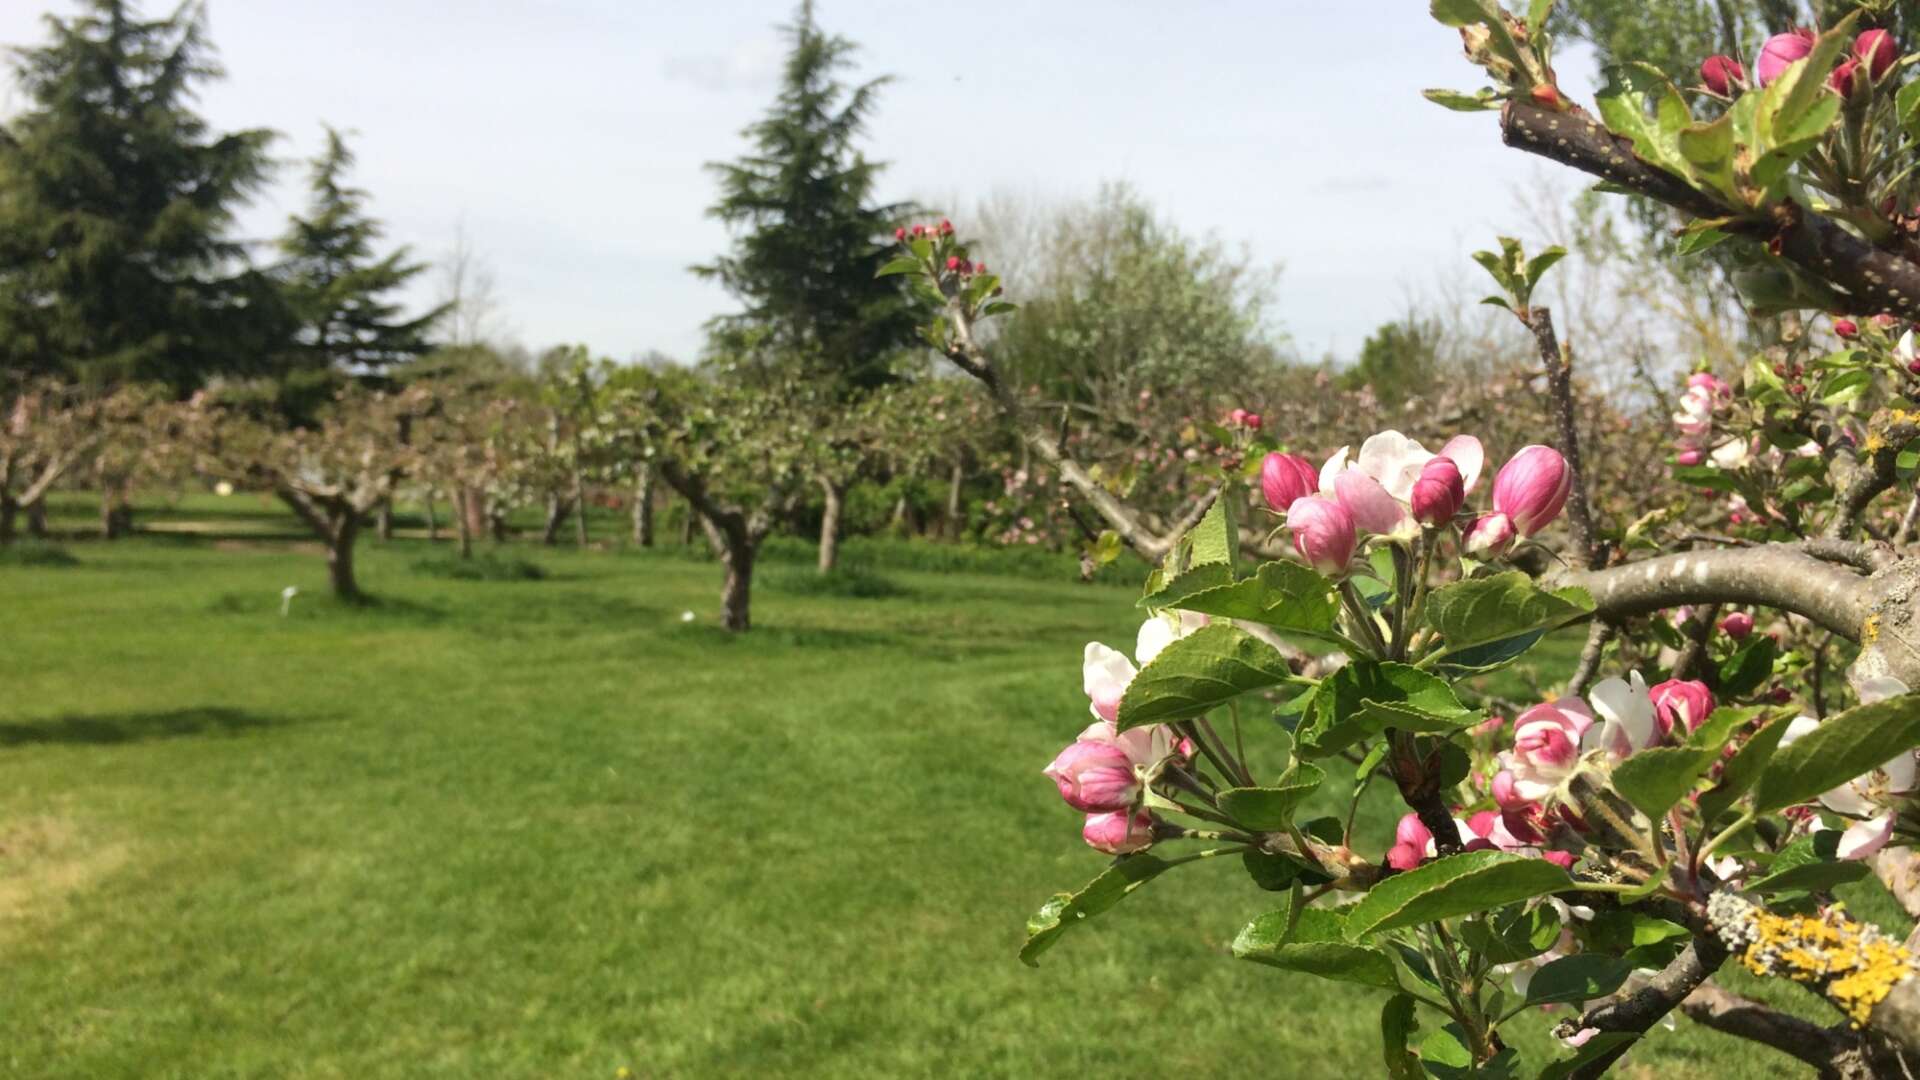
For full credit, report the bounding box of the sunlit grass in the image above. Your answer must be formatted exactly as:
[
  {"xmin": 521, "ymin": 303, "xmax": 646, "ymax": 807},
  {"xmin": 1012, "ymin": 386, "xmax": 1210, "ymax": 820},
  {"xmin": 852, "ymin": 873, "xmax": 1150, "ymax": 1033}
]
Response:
[{"xmin": 0, "ymin": 496, "xmax": 1870, "ymax": 1077}]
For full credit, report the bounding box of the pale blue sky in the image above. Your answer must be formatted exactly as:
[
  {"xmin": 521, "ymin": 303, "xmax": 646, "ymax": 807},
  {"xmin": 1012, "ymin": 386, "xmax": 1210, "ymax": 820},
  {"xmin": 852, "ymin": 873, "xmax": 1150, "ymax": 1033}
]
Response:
[{"xmin": 1, "ymin": 2, "xmax": 1600, "ymax": 363}]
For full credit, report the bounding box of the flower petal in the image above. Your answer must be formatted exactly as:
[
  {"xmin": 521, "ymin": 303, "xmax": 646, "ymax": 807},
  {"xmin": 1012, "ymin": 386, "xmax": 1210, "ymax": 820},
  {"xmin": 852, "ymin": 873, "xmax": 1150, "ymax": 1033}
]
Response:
[
  {"xmin": 1439, "ymin": 435, "xmax": 1485, "ymax": 493},
  {"xmin": 1838, "ymin": 814, "xmax": 1896, "ymax": 860}
]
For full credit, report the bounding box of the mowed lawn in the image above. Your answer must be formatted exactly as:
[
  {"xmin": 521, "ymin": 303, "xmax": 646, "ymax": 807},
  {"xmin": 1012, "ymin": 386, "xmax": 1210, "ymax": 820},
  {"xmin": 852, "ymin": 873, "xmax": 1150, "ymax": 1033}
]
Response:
[{"xmin": 0, "ymin": 498, "xmax": 1853, "ymax": 1078}]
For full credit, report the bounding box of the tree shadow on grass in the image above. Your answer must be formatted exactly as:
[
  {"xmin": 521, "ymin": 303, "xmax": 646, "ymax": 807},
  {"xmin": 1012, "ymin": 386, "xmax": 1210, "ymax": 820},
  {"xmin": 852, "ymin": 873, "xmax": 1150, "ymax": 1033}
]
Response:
[{"xmin": 0, "ymin": 707, "xmax": 304, "ymax": 747}]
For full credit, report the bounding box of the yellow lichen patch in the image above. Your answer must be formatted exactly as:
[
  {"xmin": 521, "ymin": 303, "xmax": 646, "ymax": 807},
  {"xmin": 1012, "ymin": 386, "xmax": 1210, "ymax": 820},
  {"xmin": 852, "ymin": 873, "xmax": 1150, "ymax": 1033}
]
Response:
[
  {"xmin": 1733, "ymin": 906, "xmax": 1916, "ymax": 1026},
  {"xmin": 1863, "ymin": 613, "xmax": 1882, "ymax": 646}
]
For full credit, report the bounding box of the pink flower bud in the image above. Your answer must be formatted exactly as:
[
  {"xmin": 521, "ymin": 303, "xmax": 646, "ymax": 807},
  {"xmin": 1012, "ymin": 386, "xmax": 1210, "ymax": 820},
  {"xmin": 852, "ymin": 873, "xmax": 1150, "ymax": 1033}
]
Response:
[
  {"xmin": 1700, "ymin": 54, "xmax": 1746, "ymax": 94},
  {"xmin": 893, "ymin": 227, "xmax": 907, "ymax": 242},
  {"xmin": 1857, "ymin": 28, "xmax": 1897, "ymax": 80},
  {"xmin": 1244, "ymin": 413, "xmax": 1262, "ymax": 430},
  {"xmin": 1756, "ymin": 30, "xmax": 1814, "ymax": 87},
  {"xmin": 1675, "ymin": 448, "xmax": 1704, "ymax": 467},
  {"xmin": 1083, "ymin": 809, "xmax": 1153, "ymax": 854},
  {"xmin": 1395, "ymin": 812, "xmax": 1433, "ymax": 850},
  {"xmin": 1876, "ymin": 313, "xmax": 1901, "ymax": 329},
  {"xmin": 1491, "ymin": 445, "xmax": 1571, "ymax": 537},
  {"xmin": 1475, "ymin": 714, "xmax": 1507, "ymax": 737},
  {"xmin": 1835, "ymin": 317, "xmax": 1860, "ymax": 339},
  {"xmin": 1829, "ymin": 57, "xmax": 1860, "ymax": 96},
  {"xmin": 912, "ymin": 224, "xmax": 926, "ymax": 238},
  {"xmin": 1491, "ymin": 769, "xmax": 1532, "ymax": 812},
  {"xmin": 1462, "ymin": 512, "xmax": 1516, "ymax": 558},
  {"xmin": 975, "ymin": 261, "xmax": 987, "ymax": 274},
  {"xmin": 1719, "ymin": 611, "xmax": 1755, "ymax": 640},
  {"xmin": 1044, "ymin": 739, "xmax": 1139, "ymax": 813},
  {"xmin": 1410, "ymin": 456, "xmax": 1465, "ymax": 526},
  {"xmin": 1542, "ymin": 850, "xmax": 1577, "ymax": 870},
  {"xmin": 1467, "ymin": 810, "xmax": 1500, "ymax": 839},
  {"xmin": 1648, "ymin": 679, "xmax": 1715, "ymax": 736},
  {"xmin": 1260, "ymin": 452, "xmax": 1318, "ymax": 513},
  {"xmin": 939, "ymin": 218, "xmax": 954, "ymax": 236},
  {"xmin": 946, "ymin": 256, "xmax": 962, "ymax": 271},
  {"xmin": 1285, "ymin": 496, "xmax": 1357, "ymax": 577},
  {"xmin": 1228, "ymin": 408, "xmax": 1249, "ymax": 427},
  {"xmin": 1386, "ymin": 842, "xmax": 1424, "ymax": 871}
]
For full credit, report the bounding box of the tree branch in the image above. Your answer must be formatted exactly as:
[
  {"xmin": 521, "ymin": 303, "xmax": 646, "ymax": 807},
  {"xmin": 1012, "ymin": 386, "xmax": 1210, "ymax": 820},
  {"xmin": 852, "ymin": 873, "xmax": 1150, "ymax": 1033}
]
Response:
[
  {"xmin": 1500, "ymin": 100, "xmax": 1920, "ymax": 318},
  {"xmin": 1562, "ymin": 936, "xmax": 1727, "ymax": 1080},
  {"xmin": 1679, "ymin": 983, "xmax": 1854, "ymax": 1075},
  {"xmin": 1526, "ymin": 305, "xmax": 1600, "ymax": 569},
  {"xmin": 1562, "ymin": 547, "xmax": 1870, "ymax": 640}
]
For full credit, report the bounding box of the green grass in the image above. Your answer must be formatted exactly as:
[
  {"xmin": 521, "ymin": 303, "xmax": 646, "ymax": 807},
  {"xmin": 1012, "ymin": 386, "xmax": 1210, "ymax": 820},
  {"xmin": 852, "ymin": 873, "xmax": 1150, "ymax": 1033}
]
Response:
[{"xmin": 0, "ymin": 496, "xmax": 1871, "ymax": 1077}]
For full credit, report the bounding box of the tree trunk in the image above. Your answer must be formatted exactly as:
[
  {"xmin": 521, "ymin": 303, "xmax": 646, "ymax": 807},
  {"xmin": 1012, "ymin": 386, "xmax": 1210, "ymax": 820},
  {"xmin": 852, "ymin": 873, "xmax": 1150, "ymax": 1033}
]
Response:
[
  {"xmin": 25, "ymin": 498, "xmax": 47, "ymax": 539},
  {"xmin": 461, "ymin": 488, "xmax": 488, "ymax": 546},
  {"xmin": 376, "ymin": 499, "xmax": 394, "ymax": 541},
  {"xmin": 945, "ymin": 460, "xmax": 965, "ymax": 539},
  {"xmin": 541, "ymin": 494, "xmax": 569, "ymax": 546},
  {"xmin": 720, "ymin": 538, "xmax": 754, "ymax": 631},
  {"xmin": 0, "ymin": 495, "xmax": 16, "ymax": 543},
  {"xmin": 424, "ymin": 492, "xmax": 439, "ymax": 541},
  {"xmin": 818, "ymin": 477, "xmax": 844, "ymax": 574},
  {"xmin": 633, "ymin": 465, "xmax": 655, "ymax": 547},
  {"xmin": 328, "ymin": 513, "xmax": 362, "ymax": 601},
  {"xmin": 573, "ymin": 473, "xmax": 590, "ymax": 548},
  {"xmin": 681, "ymin": 507, "xmax": 695, "ymax": 547},
  {"xmin": 456, "ymin": 493, "xmax": 474, "ymax": 559},
  {"xmin": 889, "ymin": 493, "xmax": 909, "ymax": 535}
]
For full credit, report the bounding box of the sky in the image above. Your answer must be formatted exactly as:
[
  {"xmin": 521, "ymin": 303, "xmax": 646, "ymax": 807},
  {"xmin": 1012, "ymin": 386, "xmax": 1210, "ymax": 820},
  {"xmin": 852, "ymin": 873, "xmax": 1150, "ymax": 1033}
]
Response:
[{"xmin": 0, "ymin": 1, "xmax": 1602, "ymax": 365}]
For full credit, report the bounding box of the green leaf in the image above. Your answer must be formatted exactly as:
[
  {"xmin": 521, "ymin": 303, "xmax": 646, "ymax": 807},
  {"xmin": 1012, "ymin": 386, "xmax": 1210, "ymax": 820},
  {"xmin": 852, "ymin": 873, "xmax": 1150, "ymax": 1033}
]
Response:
[
  {"xmin": 1420, "ymin": 1027, "xmax": 1474, "ymax": 1071},
  {"xmin": 1429, "ymin": 0, "xmax": 1491, "ymax": 27},
  {"xmin": 1675, "ymin": 227, "xmax": 1731, "ymax": 256},
  {"xmin": 1423, "ymin": 572, "xmax": 1593, "ymax": 659},
  {"xmin": 1524, "ymin": 954, "xmax": 1633, "ymax": 1005},
  {"xmin": 1431, "ymin": 630, "xmax": 1547, "ymax": 677},
  {"xmin": 1527, "ymin": 0, "xmax": 1553, "ymax": 35},
  {"xmin": 1381, "ymin": 995, "xmax": 1424, "ymax": 1080},
  {"xmin": 1752, "ymin": 695, "xmax": 1920, "ymax": 812},
  {"xmin": 1899, "ymin": 77, "xmax": 1920, "ymax": 137},
  {"xmin": 1020, "ymin": 855, "xmax": 1170, "ymax": 966},
  {"xmin": 875, "ymin": 255, "xmax": 921, "ymax": 278},
  {"xmin": 1525, "ymin": 246, "xmax": 1567, "ymax": 290},
  {"xmin": 1299, "ymin": 661, "xmax": 1482, "ymax": 758},
  {"xmin": 1612, "ymin": 745, "xmax": 1719, "ymax": 820},
  {"xmin": 1234, "ymin": 906, "xmax": 1402, "ymax": 990},
  {"xmin": 1747, "ymin": 830, "xmax": 1871, "ymax": 894},
  {"xmin": 1716, "ymin": 638, "xmax": 1779, "ymax": 698},
  {"xmin": 1116, "ymin": 624, "xmax": 1300, "ymax": 729},
  {"xmin": 1344, "ymin": 851, "xmax": 1573, "ymax": 940},
  {"xmin": 1459, "ymin": 902, "xmax": 1562, "ymax": 964},
  {"xmin": 1219, "ymin": 765, "xmax": 1327, "ymax": 830},
  {"xmin": 1164, "ymin": 560, "xmax": 1340, "ymax": 639},
  {"xmin": 1424, "ymin": 88, "xmax": 1501, "ymax": 112},
  {"xmin": 1242, "ymin": 848, "xmax": 1332, "ymax": 891},
  {"xmin": 1594, "ymin": 64, "xmax": 1692, "ymax": 179},
  {"xmin": 1698, "ymin": 714, "xmax": 1792, "ymax": 824},
  {"xmin": 1472, "ymin": 249, "xmax": 1516, "ymax": 296}
]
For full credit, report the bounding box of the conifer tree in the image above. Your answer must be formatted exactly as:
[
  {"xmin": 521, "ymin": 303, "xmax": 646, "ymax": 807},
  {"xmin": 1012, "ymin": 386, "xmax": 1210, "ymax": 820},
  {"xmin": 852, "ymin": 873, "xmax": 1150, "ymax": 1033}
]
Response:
[
  {"xmin": 695, "ymin": 0, "xmax": 921, "ymax": 392},
  {"xmin": 0, "ymin": 0, "xmax": 281, "ymax": 391},
  {"xmin": 277, "ymin": 127, "xmax": 443, "ymax": 379}
]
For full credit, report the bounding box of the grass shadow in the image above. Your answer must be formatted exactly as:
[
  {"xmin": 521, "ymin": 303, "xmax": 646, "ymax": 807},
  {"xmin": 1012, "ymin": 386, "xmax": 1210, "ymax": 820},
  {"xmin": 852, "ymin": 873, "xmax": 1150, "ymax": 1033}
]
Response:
[{"xmin": 0, "ymin": 707, "xmax": 302, "ymax": 747}]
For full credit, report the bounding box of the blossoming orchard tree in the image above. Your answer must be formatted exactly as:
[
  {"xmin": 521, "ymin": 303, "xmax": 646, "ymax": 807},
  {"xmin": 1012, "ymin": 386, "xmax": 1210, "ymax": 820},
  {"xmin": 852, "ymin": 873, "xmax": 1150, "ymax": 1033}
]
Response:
[
  {"xmin": 186, "ymin": 383, "xmax": 435, "ymax": 600},
  {"xmin": 883, "ymin": 5, "xmax": 1920, "ymax": 1071},
  {"xmin": 0, "ymin": 379, "xmax": 167, "ymax": 542}
]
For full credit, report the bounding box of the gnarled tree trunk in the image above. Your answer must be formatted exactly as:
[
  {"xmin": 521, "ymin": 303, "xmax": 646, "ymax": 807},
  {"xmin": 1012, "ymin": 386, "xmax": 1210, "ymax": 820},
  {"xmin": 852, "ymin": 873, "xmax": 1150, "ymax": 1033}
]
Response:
[
  {"xmin": 818, "ymin": 477, "xmax": 844, "ymax": 574},
  {"xmin": 328, "ymin": 514, "xmax": 362, "ymax": 601},
  {"xmin": 424, "ymin": 492, "xmax": 439, "ymax": 541},
  {"xmin": 24, "ymin": 498, "xmax": 46, "ymax": 539},
  {"xmin": 945, "ymin": 459, "xmax": 965, "ymax": 539},
  {"xmin": 541, "ymin": 494, "xmax": 572, "ymax": 546},
  {"xmin": 633, "ymin": 464, "xmax": 655, "ymax": 547},
  {"xmin": 0, "ymin": 495, "xmax": 16, "ymax": 543}
]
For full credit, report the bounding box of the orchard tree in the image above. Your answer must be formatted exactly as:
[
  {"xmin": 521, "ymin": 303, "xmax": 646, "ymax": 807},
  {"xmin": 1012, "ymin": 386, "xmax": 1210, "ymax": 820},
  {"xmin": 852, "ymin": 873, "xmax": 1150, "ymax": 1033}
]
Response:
[
  {"xmin": 694, "ymin": 0, "xmax": 922, "ymax": 393},
  {"xmin": 0, "ymin": 0, "xmax": 282, "ymax": 391},
  {"xmin": 0, "ymin": 379, "xmax": 165, "ymax": 541},
  {"xmin": 888, "ymin": 2, "xmax": 1920, "ymax": 1061},
  {"xmin": 187, "ymin": 384, "xmax": 434, "ymax": 600}
]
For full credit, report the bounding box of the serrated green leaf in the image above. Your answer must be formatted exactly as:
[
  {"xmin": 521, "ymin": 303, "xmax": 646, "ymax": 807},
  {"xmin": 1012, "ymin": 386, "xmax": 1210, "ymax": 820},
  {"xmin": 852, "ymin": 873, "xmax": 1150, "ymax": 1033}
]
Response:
[
  {"xmin": 1752, "ymin": 695, "xmax": 1920, "ymax": 812},
  {"xmin": 1020, "ymin": 855, "xmax": 1170, "ymax": 966},
  {"xmin": 1524, "ymin": 953, "xmax": 1633, "ymax": 1006},
  {"xmin": 1344, "ymin": 851, "xmax": 1573, "ymax": 939},
  {"xmin": 1242, "ymin": 848, "xmax": 1332, "ymax": 891},
  {"xmin": 1717, "ymin": 637, "xmax": 1779, "ymax": 698},
  {"xmin": 1162, "ymin": 560, "xmax": 1339, "ymax": 639},
  {"xmin": 1299, "ymin": 661, "xmax": 1481, "ymax": 758},
  {"xmin": 1459, "ymin": 902, "xmax": 1561, "ymax": 963},
  {"xmin": 1747, "ymin": 830, "xmax": 1871, "ymax": 894},
  {"xmin": 1424, "ymin": 571, "xmax": 1594, "ymax": 658},
  {"xmin": 1219, "ymin": 765, "xmax": 1327, "ymax": 830},
  {"xmin": 1381, "ymin": 995, "xmax": 1424, "ymax": 1080},
  {"xmin": 875, "ymin": 255, "xmax": 921, "ymax": 277},
  {"xmin": 1613, "ymin": 745, "xmax": 1719, "ymax": 820},
  {"xmin": 1235, "ymin": 906, "xmax": 1402, "ymax": 990},
  {"xmin": 1116, "ymin": 624, "xmax": 1300, "ymax": 729},
  {"xmin": 1424, "ymin": 88, "xmax": 1501, "ymax": 111}
]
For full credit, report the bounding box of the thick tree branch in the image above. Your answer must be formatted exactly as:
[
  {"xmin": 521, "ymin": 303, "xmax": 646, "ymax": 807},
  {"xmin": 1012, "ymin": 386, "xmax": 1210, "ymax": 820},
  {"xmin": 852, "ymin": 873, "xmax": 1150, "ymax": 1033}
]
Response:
[
  {"xmin": 1830, "ymin": 411, "xmax": 1920, "ymax": 539},
  {"xmin": 1679, "ymin": 983, "xmax": 1855, "ymax": 1075},
  {"xmin": 1500, "ymin": 100, "xmax": 1920, "ymax": 318},
  {"xmin": 1562, "ymin": 547, "xmax": 1870, "ymax": 639},
  {"xmin": 1563, "ymin": 936, "xmax": 1727, "ymax": 1080}
]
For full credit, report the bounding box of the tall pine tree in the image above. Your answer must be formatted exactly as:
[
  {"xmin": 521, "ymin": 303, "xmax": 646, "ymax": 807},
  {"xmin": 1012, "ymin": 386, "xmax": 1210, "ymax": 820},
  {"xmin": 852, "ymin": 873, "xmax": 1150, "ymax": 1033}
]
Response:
[
  {"xmin": 0, "ymin": 0, "xmax": 281, "ymax": 392},
  {"xmin": 695, "ymin": 0, "xmax": 921, "ymax": 391},
  {"xmin": 277, "ymin": 127, "xmax": 443, "ymax": 379}
]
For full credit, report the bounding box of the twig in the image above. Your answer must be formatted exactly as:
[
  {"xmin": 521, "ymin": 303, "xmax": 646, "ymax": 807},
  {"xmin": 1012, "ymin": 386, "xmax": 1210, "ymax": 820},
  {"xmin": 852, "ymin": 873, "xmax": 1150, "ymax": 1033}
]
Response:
[
  {"xmin": 1568, "ymin": 620, "xmax": 1617, "ymax": 696},
  {"xmin": 1562, "ymin": 936, "xmax": 1728, "ymax": 1079},
  {"xmin": 1525, "ymin": 305, "xmax": 1601, "ymax": 570}
]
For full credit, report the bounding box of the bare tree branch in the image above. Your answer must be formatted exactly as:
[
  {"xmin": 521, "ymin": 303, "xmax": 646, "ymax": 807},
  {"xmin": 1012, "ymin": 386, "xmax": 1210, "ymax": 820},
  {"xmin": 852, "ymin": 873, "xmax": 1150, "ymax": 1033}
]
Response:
[
  {"xmin": 1526, "ymin": 305, "xmax": 1600, "ymax": 569},
  {"xmin": 1562, "ymin": 936, "xmax": 1727, "ymax": 1080}
]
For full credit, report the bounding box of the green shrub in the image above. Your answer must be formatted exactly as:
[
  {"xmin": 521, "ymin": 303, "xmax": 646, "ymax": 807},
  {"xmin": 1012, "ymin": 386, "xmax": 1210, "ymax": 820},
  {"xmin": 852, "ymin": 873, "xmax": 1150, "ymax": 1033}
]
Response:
[
  {"xmin": 765, "ymin": 566, "xmax": 907, "ymax": 599},
  {"xmin": 411, "ymin": 553, "xmax": 547, "ymax": 582}
]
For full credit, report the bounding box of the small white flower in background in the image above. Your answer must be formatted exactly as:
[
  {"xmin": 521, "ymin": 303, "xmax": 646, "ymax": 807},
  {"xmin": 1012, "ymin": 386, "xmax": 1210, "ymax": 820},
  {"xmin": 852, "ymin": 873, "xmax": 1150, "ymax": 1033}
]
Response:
[
  {"xmin": 1782, "ymin": 677, "xmax": 1915, "ymax": 859},
  {"xmin": 279, "ymin": 585, "xmax": 299, "ymax": 617},
  {"xmin": 214, "ymin": 481, "xmax": 234, "ymax": 497},
  {"xmin": 679, "ymin": 610, "xmax": 696, "ymax": 623}
]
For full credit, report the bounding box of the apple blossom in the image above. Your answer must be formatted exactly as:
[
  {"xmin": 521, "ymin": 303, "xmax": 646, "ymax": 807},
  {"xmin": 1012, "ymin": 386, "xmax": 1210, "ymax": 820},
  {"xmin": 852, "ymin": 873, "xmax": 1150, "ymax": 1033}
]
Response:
[
  {"xmin": 1259, "ymin": 451, "xmax": 1318, "ymax": 513},
  {"xmin": 1410, "ymin": 456, "xmax": 1465, "ymax": 526},
  {"xmin": 1756, "ymin": 29, "xmax": 1814, "ymax": 87},
  {"xmin": 1830, "ymin": 57, "xmax": 1861, "ymax": 96},
  {"xmin": 1585, "ymin": 673, "xmax": 1659, "ymax": 759},
  {"xmin": 1136, "ymin": 609, "xmax": 1209, "ymax": 666},
  {"xmin": 1490, "ymin": 445, "xmax": 1570, "ymax": 537},
  {"xmin": 1505, "ymin": 696, "xmax": 1593, "ymax": 800},
  {"xmin": 1462, "ymin": 512, "xmax": 1517, "ymax": 558},
  {"xmin": 1857, "ymin": 28, "xmax": 1897, "ymax": 80},
  {"xmin": 1083, "ymin": 809, "xmax": 1154, "ymax": 854},
  {"xmin": 1648, "ymin": 679, "xmax": 1715, "ymax": 737},
  {"xmin": 1820, "ymin": 753, "xmax": 1916, "ymax": 859},
  {"xmin": 1317, "ymin": 431, "xmax": 1484, "ymax": 541},
  {"xmin": 1044, "ymin": 739, "xmax": 1138, "ymax": 812},
  {"xmin": 1286, "ymin": 495, "xmax": 1357, "ymax": 576},
  {"xmin": 1700, "ymin": 54, "xmax": 1745, "ymax": 94},
  {"xmin": 1719, "ymin": 611, "xmax": 1755, "ymax": 639}
]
